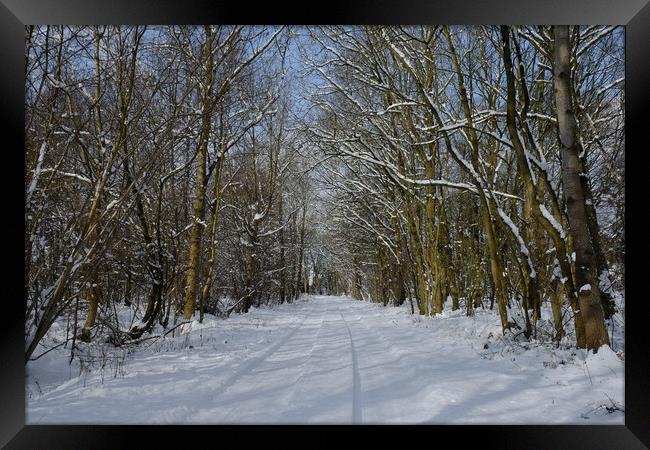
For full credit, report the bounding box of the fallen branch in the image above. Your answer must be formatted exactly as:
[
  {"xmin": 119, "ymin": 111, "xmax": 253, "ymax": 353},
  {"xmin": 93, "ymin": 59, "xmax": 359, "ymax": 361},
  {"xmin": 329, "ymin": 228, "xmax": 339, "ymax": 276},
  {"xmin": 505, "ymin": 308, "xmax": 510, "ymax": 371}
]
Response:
[
  {"xmin": 29, "ymin": 339, "xmax": 71, "ymax": 361},
  {"xmin": 163, "ymin": 321, "xmax": 191, "ymax": 337}
]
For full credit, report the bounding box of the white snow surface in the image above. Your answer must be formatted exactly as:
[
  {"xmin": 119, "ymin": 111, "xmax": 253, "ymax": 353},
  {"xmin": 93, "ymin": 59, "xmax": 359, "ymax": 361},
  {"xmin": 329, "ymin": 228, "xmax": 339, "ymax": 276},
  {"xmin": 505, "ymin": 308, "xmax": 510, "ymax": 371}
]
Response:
[{"xmin": 27, "ymin": 295, "xmax": 624, "ymax": 424}]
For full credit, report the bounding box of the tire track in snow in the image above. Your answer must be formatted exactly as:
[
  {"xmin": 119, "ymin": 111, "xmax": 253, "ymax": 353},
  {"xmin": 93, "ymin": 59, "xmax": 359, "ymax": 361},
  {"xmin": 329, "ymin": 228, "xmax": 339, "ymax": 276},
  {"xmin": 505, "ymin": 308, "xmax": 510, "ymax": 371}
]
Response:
[
  {"xmin": 279, "ymin": 315, "xmax": 326, "ymax": 408},
  {"xmin": 210, "ymin": 312, "xmax": 326, "ymax": 423},
  {"xmin": 339, "ymin": 308, "xmax": 363, "ymax": 424},
  {"xmin": 337, "ymin": 303, "xmax": 420, "ymax": 423},
  {"xmin": 209, "ymin": 307, "xmax": 314, "ymax": 403},
  {"xmin": 348, "ymin": 307, "xmax": 405, "ymax": 361}
]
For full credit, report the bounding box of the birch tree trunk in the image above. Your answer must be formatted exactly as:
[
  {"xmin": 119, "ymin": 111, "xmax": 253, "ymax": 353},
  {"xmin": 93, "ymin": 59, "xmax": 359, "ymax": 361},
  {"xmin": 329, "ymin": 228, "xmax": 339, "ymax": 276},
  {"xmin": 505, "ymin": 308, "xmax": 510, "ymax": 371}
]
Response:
[{"xmin": 552, "ymin": 25, "xmax": 609, "ymax": 352}]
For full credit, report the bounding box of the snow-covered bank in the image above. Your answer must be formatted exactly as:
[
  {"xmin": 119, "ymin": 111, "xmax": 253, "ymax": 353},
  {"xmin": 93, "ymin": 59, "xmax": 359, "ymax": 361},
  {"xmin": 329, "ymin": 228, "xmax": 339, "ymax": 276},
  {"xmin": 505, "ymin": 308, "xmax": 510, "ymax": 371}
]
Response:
[{"xmin": 26, "ymin": 295, "xmax": 623, "ymax": 424}]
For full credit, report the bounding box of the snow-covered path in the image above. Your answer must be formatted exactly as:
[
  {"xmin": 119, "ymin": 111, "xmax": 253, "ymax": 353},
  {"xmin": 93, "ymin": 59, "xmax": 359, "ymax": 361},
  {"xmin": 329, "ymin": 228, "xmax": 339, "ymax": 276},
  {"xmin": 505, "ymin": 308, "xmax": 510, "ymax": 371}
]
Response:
[{"xmin": 27, "ymin": 295, "xmax": 624, "ymax": 424}]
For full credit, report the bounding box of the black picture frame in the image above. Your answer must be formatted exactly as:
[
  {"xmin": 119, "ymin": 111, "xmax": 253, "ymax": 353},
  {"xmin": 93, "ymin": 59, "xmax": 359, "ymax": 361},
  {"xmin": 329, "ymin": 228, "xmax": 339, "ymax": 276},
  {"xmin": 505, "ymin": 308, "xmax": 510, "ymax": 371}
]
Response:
[{"xmin": 2, "ymin": 1, "xmax": 647, "ymax": 448}]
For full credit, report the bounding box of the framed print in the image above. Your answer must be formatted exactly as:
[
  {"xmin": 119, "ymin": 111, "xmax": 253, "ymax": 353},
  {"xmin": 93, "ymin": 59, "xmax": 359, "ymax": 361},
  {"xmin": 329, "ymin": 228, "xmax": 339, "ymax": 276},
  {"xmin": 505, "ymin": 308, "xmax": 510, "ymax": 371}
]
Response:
[{"xmin": 2, "ymin": 0, "xmax": 648, "ymax": 447}]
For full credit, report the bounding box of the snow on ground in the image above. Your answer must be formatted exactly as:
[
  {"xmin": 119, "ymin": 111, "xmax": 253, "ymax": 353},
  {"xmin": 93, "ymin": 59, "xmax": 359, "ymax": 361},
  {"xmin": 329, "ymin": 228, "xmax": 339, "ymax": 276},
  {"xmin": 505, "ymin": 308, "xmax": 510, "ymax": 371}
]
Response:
[{"xmin": 26, "ymin": 295, "xmax": 624, "ymax": 424}]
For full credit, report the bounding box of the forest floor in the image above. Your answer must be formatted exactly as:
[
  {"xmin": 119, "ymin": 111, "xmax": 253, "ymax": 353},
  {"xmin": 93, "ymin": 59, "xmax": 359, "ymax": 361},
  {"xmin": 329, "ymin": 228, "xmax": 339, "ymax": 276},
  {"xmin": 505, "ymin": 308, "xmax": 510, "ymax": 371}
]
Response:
[{"xmin": 26, "ymin": 295, "xmax": 624, "ymax": 424}]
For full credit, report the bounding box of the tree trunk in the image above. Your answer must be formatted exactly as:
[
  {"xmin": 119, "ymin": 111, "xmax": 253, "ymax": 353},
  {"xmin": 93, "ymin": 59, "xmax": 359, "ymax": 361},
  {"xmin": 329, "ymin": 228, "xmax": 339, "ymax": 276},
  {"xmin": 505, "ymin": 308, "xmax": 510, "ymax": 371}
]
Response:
[
  {"xmin": 443, "ymin": 27, "xmax": 509, "ymax": 332},
  {"xmin": 295, "ymin": 205, "xmax": 306, "ymax": 299},
  {"xmin": 580, "ymin": 157, "xmax": 616, "ymax": 318},
  {"xmin": 553, "ymin": 25, "xmax": 609, "ymax": 352},
  {"xmin": 199, "ymin": 153, "xmax": 225, "ymax": 321},
  {"xmin": 278, "ymin": 193, "xmax": 286, "ymax": 304},
  {"xmin": 550, "ymin": 277, "xmax": 566, "ymax": 342},
  {"xmin": 182, "ymin": 27, "xmax": 214, "ymax": 321}
]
